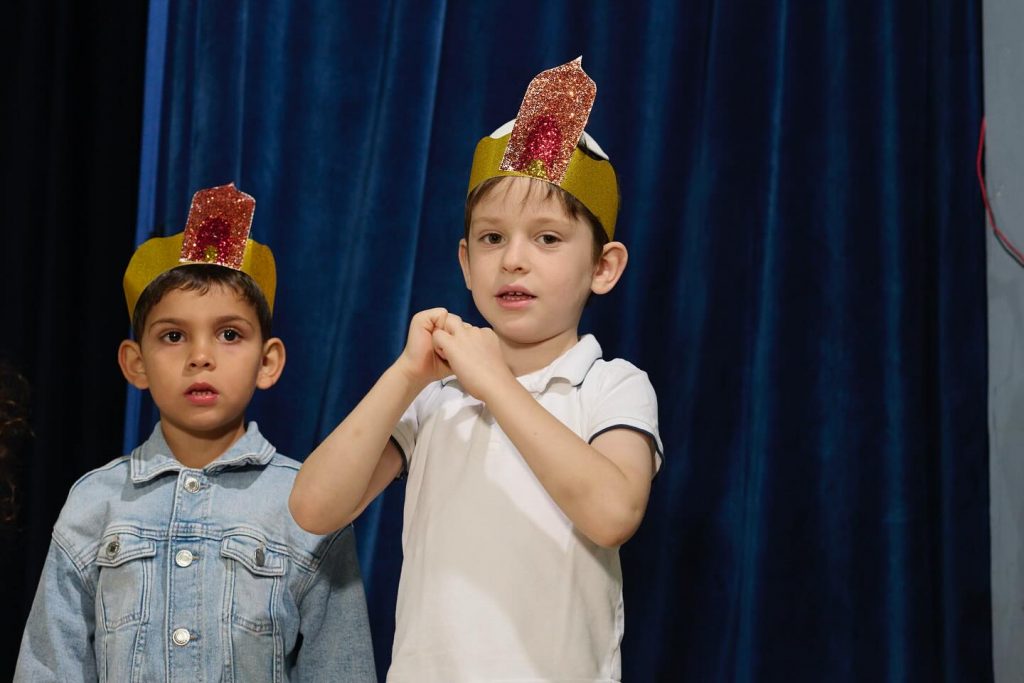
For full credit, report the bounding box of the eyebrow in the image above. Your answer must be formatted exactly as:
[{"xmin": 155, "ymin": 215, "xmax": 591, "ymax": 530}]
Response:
[
  {"xmin": 470, "ymin": 215, "xmax": 575, "ymax": 230},
  {"xmin": 147, "ymin": 315, "xmax": 255, "ymax": 332},
  {"xmin": 470, "ymin": 216, "xmax": 501, "ymax": 226}
]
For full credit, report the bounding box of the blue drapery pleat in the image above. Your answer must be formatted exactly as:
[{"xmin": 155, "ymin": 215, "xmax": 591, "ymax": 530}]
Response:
[{"xmin": 130, "ymin": 1, "xmax": 990, "ymax": 679}]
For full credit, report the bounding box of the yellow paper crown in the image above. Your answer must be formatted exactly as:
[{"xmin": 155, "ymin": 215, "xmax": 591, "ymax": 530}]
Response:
[
  {"xmin": 467, "ymin": 57, "xmax": 619, "ymax": 239},
  {"xmin": 123, "ymin": 184, "xmax": 276, "ymax": 320}
]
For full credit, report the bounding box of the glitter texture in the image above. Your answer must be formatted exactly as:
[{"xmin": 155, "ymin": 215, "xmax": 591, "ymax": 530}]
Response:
[
  {"xmin": 180, "ymin": 183, "xmax": 254, "ymax": 270},
  {"xmin": 500, "ymin": 57, "xmax": 596, "ymax": 185}
]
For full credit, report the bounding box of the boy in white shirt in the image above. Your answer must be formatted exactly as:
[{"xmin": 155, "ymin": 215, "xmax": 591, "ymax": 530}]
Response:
[{"xmin": 290, "ymin": 58, "xmax": 662, "ymax": 682}]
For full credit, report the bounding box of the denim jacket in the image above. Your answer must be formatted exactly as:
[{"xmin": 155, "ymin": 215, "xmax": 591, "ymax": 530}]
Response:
[{"xmin": 15, "ymin": 422, "xmax": 376, "ymax": 682}]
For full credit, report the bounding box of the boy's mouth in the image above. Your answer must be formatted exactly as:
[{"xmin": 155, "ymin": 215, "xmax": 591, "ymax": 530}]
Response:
[
  {"xmin": 495, "ymin": 286, "xmax": 536, "ymax": 309},
  {"xmin": 496, "ymin": 285, "xmax": 536, "ymax": 304},
  {"xmin": 185, "ymin": 382, "xmax": 219, "ymax": 406}
]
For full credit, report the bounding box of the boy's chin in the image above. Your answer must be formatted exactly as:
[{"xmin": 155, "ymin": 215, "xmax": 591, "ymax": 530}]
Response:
[
  {"xmin": 160, "ymin": 412, "xmax": 247, "ymax": 437},
  {"xmin": 492, "ymin": 327, "xmax": 575, "ymax": 348}
]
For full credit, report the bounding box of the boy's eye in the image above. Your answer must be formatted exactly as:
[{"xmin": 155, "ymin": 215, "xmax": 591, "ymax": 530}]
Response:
[
  {"xmin": 162, "ymin": 331, "xmax": 183, "ymax": 343},
  {"xmin": 480, "ymin": 233, "xmax": 503, "ymax": 245},
  {"xmin": 539, "ymin": 234, "xmax": 561, "ymax": 245},
  {"xmin": 220, "ymin": 329, "xmax": 240, "ymax": 342}
]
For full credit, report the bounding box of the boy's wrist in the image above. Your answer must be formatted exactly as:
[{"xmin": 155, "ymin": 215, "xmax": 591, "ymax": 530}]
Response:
[
  {"xmin": 390, "ymin": 355, "xmax": 434, "ymax": 394},
  {"xmin": 476, "ymin": 367, "xmax": 523, "ymax": 407}
]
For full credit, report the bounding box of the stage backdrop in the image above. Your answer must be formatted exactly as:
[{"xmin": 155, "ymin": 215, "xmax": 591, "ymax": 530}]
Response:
[{"xmin": 126, "ymin": 1, "xmax": 989, "ymax": 679}]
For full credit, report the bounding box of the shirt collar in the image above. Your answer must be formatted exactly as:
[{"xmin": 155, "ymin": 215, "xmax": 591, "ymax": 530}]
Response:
[
  {"xmin": 130, "ymin": 421, "xmax": 277, "ymax": 483},
  {"xmin": 441, "ymin": 334, "xmax": 602, "ymax": 395}
]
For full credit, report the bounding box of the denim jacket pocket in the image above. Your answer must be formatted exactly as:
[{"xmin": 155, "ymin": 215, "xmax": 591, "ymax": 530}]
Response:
[
  {"xmin": 95, "ymin": 531, "xmax": 157, "ymax": 631},
  {"xmin": 220, "ymin": 531, "xmax": 285, "ymax": 635}
]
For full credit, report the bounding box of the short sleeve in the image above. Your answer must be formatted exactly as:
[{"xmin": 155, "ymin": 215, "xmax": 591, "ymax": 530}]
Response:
[
  {"xmin": 391, "ymin": 381, "xmax": 442, "ymax": 471},
  {"xmin": 582, "ymin": 360, "xmax": 663, "ymax": 472}
]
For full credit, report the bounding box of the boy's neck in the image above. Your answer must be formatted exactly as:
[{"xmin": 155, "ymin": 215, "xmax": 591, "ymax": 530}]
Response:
[
  {"xmin": 499, "ymin": 328, "xmax": 580, "ymax": 377},
  {"xmin": 159, "ymin": 418, "xmax": 248, "ymax": 469}
]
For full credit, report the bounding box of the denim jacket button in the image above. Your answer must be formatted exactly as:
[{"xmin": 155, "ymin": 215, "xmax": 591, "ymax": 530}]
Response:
[
  {"xmin": 171, "ymin": 628, "xmax": 191, "ymax": 646},
  {"xmin": 183, "ymin": 477, "xmax": 200, "ymax": 493},
  {"xmin": 175, "ymin": 549, "xmax": 195, "ymax": 567},
  {"xmin": 105, "ymin": 540, "xmax": 120, "ymax": 558}
]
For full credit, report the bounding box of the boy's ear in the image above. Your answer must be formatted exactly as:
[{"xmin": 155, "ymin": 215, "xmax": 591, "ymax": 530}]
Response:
[
  {"xmin": 256, "ymin": 337, "xmax": 286, "ymax": 390},
  {"xmin": 591, "ymin": 241, "xmax": 629, "ymax": 295},
  {"xmin": 458, "ymin": 238, "xmax": 472, "ymax": 290},
  {"xmin": 118, "ymin": 339, "xmax": 149, "ymax": 389}
]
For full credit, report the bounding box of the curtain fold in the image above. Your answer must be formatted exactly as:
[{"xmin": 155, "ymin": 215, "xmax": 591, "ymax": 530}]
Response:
[
  {"xmin": 0, "ymin": 2, "xmax": 149, "ymax": 677},
  {"xmin": 130, "ymin": 1, "xmax": 989, "ymax": 679}
]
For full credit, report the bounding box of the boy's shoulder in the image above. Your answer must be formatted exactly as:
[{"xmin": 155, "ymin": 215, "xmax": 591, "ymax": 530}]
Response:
[
  {"xmin": 578, "ymin": 351, "xmax": 656, "ymax": 400},
  {"xmin": 587, "ymin": 355, "xmax": 648, "ymax": 379},
  {"xmin": 60, "ymin": 454, "xmax": 135, "ymax": 516},
  {"xmin": 49, "ymin": 455, "xmax": 136, "ymax": 568},
  {"xmin": 547, "ymin": 335, "xmax": 653, "ymax": 396}
]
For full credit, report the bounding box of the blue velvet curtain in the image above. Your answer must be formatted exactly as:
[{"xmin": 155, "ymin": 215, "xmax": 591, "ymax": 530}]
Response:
[{"xmin": 127, "ymin": 1, "xmax": 989, "ymax": 679}]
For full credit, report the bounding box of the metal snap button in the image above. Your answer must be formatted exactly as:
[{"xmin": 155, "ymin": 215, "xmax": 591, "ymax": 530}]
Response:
[
  {"xmin": 183, "ymin": 476, "xmax": 200, "ymax": 493},
  {"xmin": 105, "ymin": 539, "xmax": 120, "ymax": 558},
  {"xmin": 175, "ymin": 549, "xmax": 194, "ymax": 568},
  {"xmin": 254, "ymin": 545, "xmax": 265, "ymax": 567},
  {"xmin": 171, "ymin": 628, "xmax": 191, "ymax": 646}
]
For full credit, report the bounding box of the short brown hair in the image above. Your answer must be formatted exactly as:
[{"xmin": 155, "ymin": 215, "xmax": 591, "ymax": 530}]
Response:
[
  {"xmin": 131, "ymin": 264, "xmax": 272, "ymax": 341},
  {"xmin": 464, "ymin": 177, "xmax": 609, "ymax": 263}
]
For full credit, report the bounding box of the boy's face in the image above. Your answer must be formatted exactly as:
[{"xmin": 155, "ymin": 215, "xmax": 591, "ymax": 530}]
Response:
[
  {"xmin": 119, "ymin": 284, "xmax": 283, "ymax": 444},
  {"xmin": 460, "ymin": 177, "xmax": 611, "ymax": 348}
]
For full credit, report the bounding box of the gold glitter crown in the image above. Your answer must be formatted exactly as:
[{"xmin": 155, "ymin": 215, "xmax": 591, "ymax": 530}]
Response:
[
  {"xmin": 467, "ymin": 57, "xmax": 619, "ymax": 239},
  {"xmin": 123, "ymin": 183, "xmax": 276, "ymax": 320}
]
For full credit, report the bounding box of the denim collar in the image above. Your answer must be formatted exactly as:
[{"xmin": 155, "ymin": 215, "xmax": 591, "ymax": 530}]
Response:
[
  {"xmin": 440, "ymin": 333, "xmax": 602, "ymax": 395},
  {"xmin": 130, "ymin": 421, "xmax": 277, "ymax": 484}
]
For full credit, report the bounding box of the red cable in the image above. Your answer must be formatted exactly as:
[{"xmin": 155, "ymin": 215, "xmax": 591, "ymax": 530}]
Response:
[{"xmin": 977, "ymin": 116, "xmax": 1024, "ymax": 267}]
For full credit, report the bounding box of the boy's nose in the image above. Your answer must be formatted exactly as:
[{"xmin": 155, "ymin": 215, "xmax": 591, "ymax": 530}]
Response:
[
  {"xmin": 500, "ymin": 239, "xmax": 529, "ymax": 272},
  {"xmin": 188, "ymin": 346, "xmax": 215, "ymax": 369}
]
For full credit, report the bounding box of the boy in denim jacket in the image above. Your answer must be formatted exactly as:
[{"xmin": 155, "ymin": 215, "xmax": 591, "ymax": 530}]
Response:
[
  {"xmin": 15, "ymin": 184, "xmax": 376, "ymax": 682},
  {"xmin": 291, "ymin": 59, "xmax": 662, "ymax": 681}
]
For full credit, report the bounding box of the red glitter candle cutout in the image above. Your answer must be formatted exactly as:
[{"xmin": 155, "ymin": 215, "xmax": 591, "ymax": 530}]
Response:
[
  {"xmin": 500, "ymin": 57, "xmax": 596, "ymax": 185},
  {"xmin": 517, "ymin": 115, "xmax": 563, "ymax": 180},
  {"xmin": 179, "ymin": 183, "xmax": 254, "ymax": 270}
]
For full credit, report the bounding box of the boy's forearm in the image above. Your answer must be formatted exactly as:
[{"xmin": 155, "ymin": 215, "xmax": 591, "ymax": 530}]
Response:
[
  {"xmin": 482, "ymin": 378, "xmax": 651, "ymax": 548},
  {"xmin": 290, "ymin": 360, "xmax": 426, "ymax": 533}
]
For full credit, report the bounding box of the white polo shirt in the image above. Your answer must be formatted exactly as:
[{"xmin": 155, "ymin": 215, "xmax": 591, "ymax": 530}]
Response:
[{"xmin": 388, "ymin": 334, "xmax": 662, "ymax": 682}]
